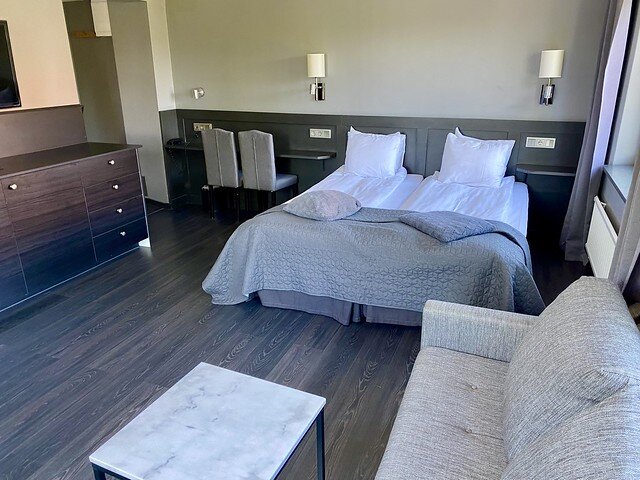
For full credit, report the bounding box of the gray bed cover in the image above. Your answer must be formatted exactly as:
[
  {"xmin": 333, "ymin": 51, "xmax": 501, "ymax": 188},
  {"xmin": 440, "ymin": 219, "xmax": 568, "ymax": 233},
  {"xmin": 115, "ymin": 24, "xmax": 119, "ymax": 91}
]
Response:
[{"xmin": 202, "ymin": 207, "xmax": 545, "ymax": 317}]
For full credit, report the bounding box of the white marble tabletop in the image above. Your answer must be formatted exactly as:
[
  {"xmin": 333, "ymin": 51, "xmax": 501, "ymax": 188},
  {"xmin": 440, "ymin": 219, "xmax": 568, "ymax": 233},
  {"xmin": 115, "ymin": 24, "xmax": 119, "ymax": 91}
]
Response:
[{"xmin": 90, "ymin": 363, "xmax": 326, "ymax": 480}]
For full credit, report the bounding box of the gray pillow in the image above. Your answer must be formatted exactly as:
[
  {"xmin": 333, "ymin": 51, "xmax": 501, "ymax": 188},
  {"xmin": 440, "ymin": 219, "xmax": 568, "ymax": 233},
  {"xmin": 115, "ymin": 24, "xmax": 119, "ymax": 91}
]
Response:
[
  {"xmin": 503, "ymin": 276, "xmax": 640, "ymax": 461},
  {"xmin": 399, "ymin": 211, "xmax": 495, "ymax": 242},
  {"xmin": 283, "ymin": 190, "xmax": 361, "ymax": 221}
]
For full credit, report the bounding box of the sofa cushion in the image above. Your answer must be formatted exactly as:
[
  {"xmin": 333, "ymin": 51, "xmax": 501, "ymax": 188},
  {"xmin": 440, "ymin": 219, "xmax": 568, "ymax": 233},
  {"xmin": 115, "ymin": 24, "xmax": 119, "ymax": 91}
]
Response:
[
  {"xmin": 375, "ymin": 347, "xmax": 508, "ymax": 480},
  {"xmin": 502, "ymin": 385, "xmax": 640, "ymax": 480},
  {"xmin": 503, "ymin": 277, "xmax": 640, "ymax": 461}
]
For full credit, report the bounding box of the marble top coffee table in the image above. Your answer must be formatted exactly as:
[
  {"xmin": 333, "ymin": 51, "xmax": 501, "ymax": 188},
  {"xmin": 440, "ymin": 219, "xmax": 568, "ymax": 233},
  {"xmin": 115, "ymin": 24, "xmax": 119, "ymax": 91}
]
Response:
[{"xmin": 89, "ymin": 363, "xmax": 326, "ymax": 480}]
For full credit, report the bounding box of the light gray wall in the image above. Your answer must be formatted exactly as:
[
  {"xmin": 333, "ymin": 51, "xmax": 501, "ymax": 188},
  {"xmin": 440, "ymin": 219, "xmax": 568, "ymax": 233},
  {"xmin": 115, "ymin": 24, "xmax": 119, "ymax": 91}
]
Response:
[
  {"xmin": 109, "ymin": 0, "xmax": 169, "ymax": 203},
  {"xmin": 165, "ymin": 0, "xmax": 608, "ymax": 121},
  {"xmin": 608, "ymin": 4, "xmax": 640, "ymax": 166},
  {"xmin": 64, "ymin": 1, "xmax": 126, "ymax": 144}
]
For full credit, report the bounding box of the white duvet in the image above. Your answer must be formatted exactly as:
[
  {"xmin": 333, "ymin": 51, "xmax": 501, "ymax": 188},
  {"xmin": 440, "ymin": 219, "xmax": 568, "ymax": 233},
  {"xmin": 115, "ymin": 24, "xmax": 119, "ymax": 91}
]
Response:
[
  {"xmin": 400, "ymin": 172, "xmax": 516, "ymax": 224},
  {"xmin": 304, "ymin": 166, "xmax": 408, "ymax": 208}
]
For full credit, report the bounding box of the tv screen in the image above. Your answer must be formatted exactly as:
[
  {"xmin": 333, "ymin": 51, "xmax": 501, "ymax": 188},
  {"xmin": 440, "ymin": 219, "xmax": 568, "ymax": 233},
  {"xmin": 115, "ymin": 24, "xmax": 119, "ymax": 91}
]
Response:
[{"xmin": 0, "ymin": 21, "xmax": 20, "ymax": 109}]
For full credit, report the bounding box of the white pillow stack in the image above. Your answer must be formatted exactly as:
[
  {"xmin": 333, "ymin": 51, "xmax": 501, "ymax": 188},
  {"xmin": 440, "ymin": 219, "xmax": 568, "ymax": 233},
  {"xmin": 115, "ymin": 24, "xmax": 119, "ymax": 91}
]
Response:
[
  {"xmin": 438, "ymin": 128, "xmax": 515, "ymax": 188},
  {"xmin": 344, "ymin": 127, "xmax": 406, "ymax": 178}
]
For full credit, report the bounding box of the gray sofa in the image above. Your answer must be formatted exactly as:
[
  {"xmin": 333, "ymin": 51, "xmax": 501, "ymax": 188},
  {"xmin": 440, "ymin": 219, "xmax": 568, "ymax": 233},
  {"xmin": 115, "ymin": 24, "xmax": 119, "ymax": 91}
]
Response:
[{"xmin": 375, "ymin": 277, "xmax": 640, "ymax": 479}]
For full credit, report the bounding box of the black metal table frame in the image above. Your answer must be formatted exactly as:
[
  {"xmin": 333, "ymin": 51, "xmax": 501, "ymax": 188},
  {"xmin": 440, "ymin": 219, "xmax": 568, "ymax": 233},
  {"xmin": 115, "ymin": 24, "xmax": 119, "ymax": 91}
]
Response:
[{"xmin": 91, "ymin": 408, "xmax": 325, "ymax": 480}]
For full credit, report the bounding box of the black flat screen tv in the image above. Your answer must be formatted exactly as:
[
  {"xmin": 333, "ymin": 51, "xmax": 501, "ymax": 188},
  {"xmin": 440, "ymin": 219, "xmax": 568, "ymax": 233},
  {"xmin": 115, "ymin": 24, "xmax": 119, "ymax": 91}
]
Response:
[{"xmin": 0, "ymin": 21, "xmax": 20, "ymax": 109}]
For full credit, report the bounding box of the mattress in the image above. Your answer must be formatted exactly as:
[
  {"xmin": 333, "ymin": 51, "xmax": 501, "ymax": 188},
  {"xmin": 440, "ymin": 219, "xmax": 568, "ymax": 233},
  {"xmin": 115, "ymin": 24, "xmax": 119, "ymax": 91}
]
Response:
[
  {"xmin": 298, "ymin": 166, "xmax": 421, "ymax": 208},
  {"xmin": 399, "ymin": 173, "xmax": 529, "ymax": 236}
]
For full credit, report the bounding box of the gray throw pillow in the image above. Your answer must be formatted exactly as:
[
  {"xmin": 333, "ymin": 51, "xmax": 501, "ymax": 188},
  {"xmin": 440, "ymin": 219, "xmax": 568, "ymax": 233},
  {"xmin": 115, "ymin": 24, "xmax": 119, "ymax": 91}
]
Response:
[
  {"xmin": 283, "ymin": 190, "xmax": 361, "ymax": 221},
  {"xmin": 503, "ymin": 276, "xmax": 640, "ymax": 462},
  {"xmin": 399, "ymin": 211, "xmax": 495, "ymax": 242}
]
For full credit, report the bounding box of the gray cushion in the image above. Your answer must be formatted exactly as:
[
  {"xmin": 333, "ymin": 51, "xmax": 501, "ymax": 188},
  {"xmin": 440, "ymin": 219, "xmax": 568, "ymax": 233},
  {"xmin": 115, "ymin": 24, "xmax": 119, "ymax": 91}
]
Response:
[
  {"xmin": 274, "ymin": 173, "xmax": 298, "ymax": 191},
  {"xmin": 502, "ymin": 385, "xmax": 640, "ymax": 480},
  {"xmin": 503, "ymin": 276, "xmax": 640, "ymax": 461},
  {"xmin": 283, "ymin": 190, "xmax": 361, "ymax": 221},
  {"xmin": 375, "ymin": 347, "xmax": 507, "ymax": 480},
  {"xmin": 400, "ymin": 211, "xmax": 495, "ymax": 242}
]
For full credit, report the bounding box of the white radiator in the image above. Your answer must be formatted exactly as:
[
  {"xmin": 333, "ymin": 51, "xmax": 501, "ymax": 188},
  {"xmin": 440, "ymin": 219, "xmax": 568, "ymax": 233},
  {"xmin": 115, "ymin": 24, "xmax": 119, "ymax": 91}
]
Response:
[{"xmin": 585, "ymin": 196, "xmax": 618, "ymax": 278}]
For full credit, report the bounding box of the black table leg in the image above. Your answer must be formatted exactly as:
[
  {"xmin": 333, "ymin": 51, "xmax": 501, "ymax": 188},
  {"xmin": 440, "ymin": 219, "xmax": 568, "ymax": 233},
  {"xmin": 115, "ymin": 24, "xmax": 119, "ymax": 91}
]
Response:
[
  {"xmin": 92, "ymin": 464, "xmax": 107, "ymax": 480},
  {"xmin": 316, "ymin": 409, "xmax": 325, "ymax": 480}
]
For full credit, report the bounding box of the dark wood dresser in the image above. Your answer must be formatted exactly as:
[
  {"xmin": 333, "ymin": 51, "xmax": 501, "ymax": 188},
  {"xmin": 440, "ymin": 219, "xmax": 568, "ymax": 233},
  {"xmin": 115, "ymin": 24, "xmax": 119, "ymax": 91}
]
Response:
[{"xmin": 0, "ymin": 142, "xmax": 149, "ymax": 311}]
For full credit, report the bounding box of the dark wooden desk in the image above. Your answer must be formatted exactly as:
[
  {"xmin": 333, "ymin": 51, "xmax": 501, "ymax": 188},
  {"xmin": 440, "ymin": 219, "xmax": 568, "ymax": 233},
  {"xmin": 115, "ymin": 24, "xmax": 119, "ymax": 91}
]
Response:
[{"xmin": 516, "ymin": 164, "xmax": 577, "ymax": 178}]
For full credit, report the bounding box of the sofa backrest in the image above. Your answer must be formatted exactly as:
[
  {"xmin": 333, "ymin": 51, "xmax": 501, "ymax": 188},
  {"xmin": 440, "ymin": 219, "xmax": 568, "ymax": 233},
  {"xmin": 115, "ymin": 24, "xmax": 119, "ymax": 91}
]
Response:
[{"xmin": 503, "ymin": 276, "xmax": 640, "ymax": 463}]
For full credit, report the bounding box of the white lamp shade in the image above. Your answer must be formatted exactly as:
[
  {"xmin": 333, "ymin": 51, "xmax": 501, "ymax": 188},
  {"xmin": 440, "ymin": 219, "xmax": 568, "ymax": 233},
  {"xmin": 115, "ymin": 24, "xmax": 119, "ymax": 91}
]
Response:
[
  {"xmin": 539, "ymin": 50, "xmax": 564, "ymax": 79},
  {"xmin": 307, "ymin": 53, "xmax": 326, "ymax": 78}
]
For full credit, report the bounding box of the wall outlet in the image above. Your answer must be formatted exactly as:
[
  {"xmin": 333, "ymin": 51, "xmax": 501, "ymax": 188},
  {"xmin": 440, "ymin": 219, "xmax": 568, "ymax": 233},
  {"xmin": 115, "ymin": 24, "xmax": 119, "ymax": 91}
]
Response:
[
  {"xmin": 310, "ymin": 128, "xmax": 332, "ymax": 139},
  {"xmin": 193, "ymin": 122, "xmax": 213, "ymax": 131},
  {"xmin": 526, "ymin": 137, "xmax": 556, "ymax": 149}
]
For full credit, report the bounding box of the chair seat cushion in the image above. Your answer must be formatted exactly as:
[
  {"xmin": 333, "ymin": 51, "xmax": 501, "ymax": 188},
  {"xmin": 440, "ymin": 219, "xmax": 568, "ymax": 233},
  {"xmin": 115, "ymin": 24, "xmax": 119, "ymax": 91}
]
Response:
[
  {"xmin": 274, "ymin": 173, "xmax": 298, "ymax": 190},
  {"xmin": 375, "ymin": 347, "xmax": 508, "ymax": 480}
]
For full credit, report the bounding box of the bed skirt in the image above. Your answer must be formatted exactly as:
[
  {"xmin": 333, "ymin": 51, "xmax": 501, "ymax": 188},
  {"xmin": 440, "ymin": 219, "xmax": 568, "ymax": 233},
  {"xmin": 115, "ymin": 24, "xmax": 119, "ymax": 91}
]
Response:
[{"xmin": 257, "ymin": 290, "xmax": 422, "ymax": 326}]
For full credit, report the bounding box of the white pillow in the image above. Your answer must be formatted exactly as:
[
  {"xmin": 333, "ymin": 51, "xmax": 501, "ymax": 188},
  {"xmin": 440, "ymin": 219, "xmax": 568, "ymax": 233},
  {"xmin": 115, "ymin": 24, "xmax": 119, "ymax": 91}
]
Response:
[
  {"xmin": 344, "ymin": 127, "xmax": 406, "ymax": 178},
  {"xmin": 439, "ymin": 129, "xmax": 515, "ymax": 188}
]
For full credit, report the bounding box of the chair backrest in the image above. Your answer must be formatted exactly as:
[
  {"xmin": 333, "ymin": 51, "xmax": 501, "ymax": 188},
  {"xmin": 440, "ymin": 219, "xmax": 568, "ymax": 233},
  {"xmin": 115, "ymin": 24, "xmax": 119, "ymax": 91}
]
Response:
[
  {"xmin": 238, "ymin": 130, "xmax": 276, "ymax": 191},
  {"xmin": 202, "ymin": 128, "xmax": 241, "ymax": 188}
]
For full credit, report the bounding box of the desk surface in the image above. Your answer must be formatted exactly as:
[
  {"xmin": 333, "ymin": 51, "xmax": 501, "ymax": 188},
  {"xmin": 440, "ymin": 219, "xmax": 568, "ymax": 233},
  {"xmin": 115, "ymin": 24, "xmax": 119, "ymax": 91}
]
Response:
[
  {"xmin": 516, "ymin": 164, "xmax": 577, "ymax": 177},
  {"xmin": 165, "ymin": 144, "xmax": 336, "ymax": 161}
]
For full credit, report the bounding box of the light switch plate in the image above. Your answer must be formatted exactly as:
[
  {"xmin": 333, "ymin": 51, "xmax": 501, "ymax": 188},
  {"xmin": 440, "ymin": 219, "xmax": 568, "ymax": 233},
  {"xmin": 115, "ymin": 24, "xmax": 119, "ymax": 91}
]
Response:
[
  {"xmin": 526, "ymin": 137, "xmax": 556, "ymax": 149},
  {"xmin": 310, "ymin": 128, "xmax": 332, "ymax": 139},
  {"xmin": 193, "ymin": 122, "xmax": 213, "ymax": 131}
]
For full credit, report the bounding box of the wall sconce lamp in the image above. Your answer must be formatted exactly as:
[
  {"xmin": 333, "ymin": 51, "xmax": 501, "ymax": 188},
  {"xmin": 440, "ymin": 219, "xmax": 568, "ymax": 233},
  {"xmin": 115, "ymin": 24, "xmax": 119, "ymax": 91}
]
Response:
[
  {"xmin": 192, "ymin": 87, "xmax": 205, "ymax": 100},
  {"xmin": 539, "ymin": 50, "xmax": 564, "ymax": 105},
  {"xmin": 307, "ymin": 53, "xmax": 326, "ymax": 101}
]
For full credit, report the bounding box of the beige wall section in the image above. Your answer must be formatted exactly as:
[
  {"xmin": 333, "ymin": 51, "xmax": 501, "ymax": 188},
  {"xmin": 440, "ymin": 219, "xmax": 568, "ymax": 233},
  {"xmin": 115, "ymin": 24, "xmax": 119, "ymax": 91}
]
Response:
[
  {"xmin": 146, "ymin": 0, "xmax": 176, "ymax": 111},
  {"xmin": 109, "ymin": 1, "xmax": 169, "ymax": 203},
  {"xmin": 2, "ymin": 0, "xmax": 79, "ymax": 111},
  {"xmin": 165, "ymin": 0, "xmax": 607, "ymax": 121}
]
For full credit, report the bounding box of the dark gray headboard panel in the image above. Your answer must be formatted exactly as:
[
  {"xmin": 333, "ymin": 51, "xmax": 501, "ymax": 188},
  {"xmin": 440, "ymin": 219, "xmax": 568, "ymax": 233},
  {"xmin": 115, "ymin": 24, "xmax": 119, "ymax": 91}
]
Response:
[{"xmin": 166, "ymin": 109, "xmax": 585, "ymax": 177}]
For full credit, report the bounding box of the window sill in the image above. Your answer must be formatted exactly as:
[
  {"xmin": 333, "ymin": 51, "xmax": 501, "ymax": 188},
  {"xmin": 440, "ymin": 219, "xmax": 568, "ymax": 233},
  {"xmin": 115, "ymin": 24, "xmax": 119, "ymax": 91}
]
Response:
[{"xmin": 604, "ymin": 164, "xmax": 634, "ymax": 202}]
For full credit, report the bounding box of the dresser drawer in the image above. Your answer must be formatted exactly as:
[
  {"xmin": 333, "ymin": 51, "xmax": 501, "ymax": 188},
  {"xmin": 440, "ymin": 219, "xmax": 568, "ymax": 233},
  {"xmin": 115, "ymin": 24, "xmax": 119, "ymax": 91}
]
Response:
[
  {"xmin": 84, "ymin": 173, "xmax": 142, "ymax": 212},
  {"xmin": 89, "ymin": 195, "xmax": 145, "ymax": 236},
  {"xmin": 1, "ymin": 164, "xmax": 82, "ymax": 208},
  {"xmin": 78, "ymin": 150, "xmax": 139, "ymax": 187},
  {"xmin": 94, "ymin": 219, "xmax": 148, "ymax": 263}
]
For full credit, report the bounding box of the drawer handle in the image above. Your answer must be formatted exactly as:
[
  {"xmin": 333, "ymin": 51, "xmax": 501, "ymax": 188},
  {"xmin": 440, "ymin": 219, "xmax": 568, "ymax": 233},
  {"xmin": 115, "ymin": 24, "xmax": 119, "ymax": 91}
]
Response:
[
  {"xmin": 108, "ymin": 160, "xmax": 116, "ymax": 166},
  {"xmin": 112, "ymin": 184, "xmax": 119, "ymax": 190},
  {"xmin": 120, "ymin": 231, "xmax": 127, "ymax": 237},
  {"xmin": 116, "ymin": 208, "xmax": 123, "ymax": 214},
  {"xmin": 8, "ymin": 183, "xmax": 18, "ymax": 190}
]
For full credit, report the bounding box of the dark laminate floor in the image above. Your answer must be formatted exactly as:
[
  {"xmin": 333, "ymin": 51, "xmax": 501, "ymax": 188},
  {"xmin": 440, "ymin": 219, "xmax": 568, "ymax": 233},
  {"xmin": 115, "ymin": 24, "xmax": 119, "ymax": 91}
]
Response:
[{"xmin": 0, "ymin": 205, "xmax": 585, "ymax": 480}]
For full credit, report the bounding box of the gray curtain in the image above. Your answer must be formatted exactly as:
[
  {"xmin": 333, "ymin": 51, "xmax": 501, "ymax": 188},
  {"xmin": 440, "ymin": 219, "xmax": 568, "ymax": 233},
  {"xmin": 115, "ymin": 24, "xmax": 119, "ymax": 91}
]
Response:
[
  {"xmin": 609, "ymin": 155, "xmax": 640, "ymax": 302},
  {"xmin": 561, "ymin": 0, "xmax": 633, "ymax": 262}
]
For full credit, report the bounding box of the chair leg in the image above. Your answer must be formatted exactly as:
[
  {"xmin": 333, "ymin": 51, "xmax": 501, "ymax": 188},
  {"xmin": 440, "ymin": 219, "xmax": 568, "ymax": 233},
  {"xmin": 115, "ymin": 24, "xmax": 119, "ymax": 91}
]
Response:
[
  {"xmin": 234, "ymin": 189, "xmax": 241, "ymax": 222},
  {"xmin": 270, "ymin": 191, "xmax": 277, "ymax": 208},
  {"xmin": 204, "ymin": 185, "xmax": 216, "ymax": 219},
  {"xmin": 293, "ymin": 183, "xmax": 299, "ymax": 197}
]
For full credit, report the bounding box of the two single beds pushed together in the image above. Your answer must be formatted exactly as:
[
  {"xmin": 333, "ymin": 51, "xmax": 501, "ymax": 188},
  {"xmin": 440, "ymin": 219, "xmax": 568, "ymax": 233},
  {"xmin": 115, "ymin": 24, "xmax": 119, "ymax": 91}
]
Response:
[{"xmin": 203, "ymin": 127, "xmax": 545, "ymax": 325}]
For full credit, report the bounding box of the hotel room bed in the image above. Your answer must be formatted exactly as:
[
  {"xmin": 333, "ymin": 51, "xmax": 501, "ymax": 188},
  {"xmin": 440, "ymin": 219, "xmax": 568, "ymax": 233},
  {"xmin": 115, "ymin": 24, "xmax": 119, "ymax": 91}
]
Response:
[{"xmin": 202, "ymin": 128, "xmax": 543, "ymax": 325}]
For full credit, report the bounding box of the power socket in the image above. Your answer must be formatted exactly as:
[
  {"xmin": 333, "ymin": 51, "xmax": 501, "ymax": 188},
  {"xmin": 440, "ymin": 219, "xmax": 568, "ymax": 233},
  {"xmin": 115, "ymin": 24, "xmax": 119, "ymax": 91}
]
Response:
[
  {"xmin": 193, "ymin": 122, "xmax": 213, "ymax": 132},
  {"xmin": 310, "ymin": 128, "xmax": 332, "ymax": 139},
  {"xmin": 525, "ymin": 137, "xmax": 556, "ymax": 149}
]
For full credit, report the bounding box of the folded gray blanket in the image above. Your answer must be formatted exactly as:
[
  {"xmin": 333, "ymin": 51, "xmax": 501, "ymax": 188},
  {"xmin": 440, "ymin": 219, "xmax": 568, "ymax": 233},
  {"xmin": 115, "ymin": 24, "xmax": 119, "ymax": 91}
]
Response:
[{"xmin": 202, "ymin": 207, "xmax": 545, "ymax": 316}]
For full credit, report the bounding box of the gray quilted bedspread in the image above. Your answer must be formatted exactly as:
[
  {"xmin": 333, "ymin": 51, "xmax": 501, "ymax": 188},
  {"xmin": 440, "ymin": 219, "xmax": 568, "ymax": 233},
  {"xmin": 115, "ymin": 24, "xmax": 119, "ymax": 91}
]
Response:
[{"xmin": 202, "ymin": 207, "xmax": 545, "ymax": 316}]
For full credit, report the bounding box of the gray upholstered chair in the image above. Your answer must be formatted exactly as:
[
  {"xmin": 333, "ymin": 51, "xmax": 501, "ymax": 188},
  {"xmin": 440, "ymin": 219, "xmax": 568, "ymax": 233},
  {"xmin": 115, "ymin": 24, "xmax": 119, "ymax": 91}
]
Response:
[
  {"xmin": 237, "ymin": 130, "xmax": 298, "ymax": 210},
  {"xmin": 202, "ymin": 128, "xmax": 243, "ymax": 220},
  {"xmin": 376, "ymin": 276, "xmax": 640, "ymax": 480}
]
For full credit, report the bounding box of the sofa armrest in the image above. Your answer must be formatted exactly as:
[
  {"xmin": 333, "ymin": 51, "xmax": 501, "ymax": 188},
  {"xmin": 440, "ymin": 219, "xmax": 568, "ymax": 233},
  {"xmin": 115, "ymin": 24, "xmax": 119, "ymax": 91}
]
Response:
[{"xmin": 421, "ymin": 300, "xmax": 537, "ymax": 362}]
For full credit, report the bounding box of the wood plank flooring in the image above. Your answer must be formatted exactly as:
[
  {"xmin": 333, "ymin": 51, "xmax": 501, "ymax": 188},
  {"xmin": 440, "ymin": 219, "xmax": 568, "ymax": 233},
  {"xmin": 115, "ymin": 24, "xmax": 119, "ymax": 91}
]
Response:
[{"xmin": 0, "ymin": 205, "xmax": 585, "ymax": 480}]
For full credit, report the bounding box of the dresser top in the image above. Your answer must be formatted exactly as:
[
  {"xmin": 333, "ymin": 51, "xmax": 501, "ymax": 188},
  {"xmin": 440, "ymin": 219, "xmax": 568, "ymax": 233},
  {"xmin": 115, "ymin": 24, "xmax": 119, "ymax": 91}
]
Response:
[{"xmin": 0, "ymin": 142, "xmax": 140, "ymax": 180}]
